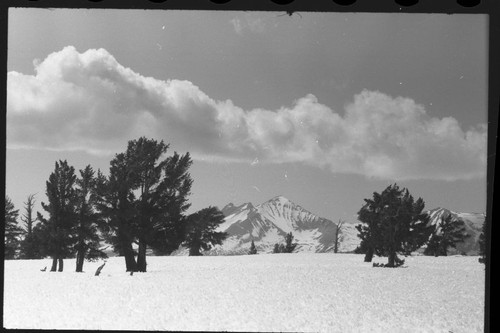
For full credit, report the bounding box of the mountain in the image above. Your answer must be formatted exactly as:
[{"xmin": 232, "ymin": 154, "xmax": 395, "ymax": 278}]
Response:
[
  {"xmin": 422, "ymin": 208, "xmax": 485, "ymax": 255},
  {"xmin": 102, "ymin": 197, "xmax": 483, "ymax": 257},
  {"xmin": 203, "ymin": 196, "xmax": 360, "ymax": 255},
  {"xmin": 201, "ymin": 199, "xmax": 484, "ymax": 256}
]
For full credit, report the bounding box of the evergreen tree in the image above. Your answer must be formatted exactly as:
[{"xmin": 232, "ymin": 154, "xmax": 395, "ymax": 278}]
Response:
[
  {"xmin": 356, "ymin": 190, "xmax": 389, "ymax": 262},
  {"xmin": 184, "ymin": 207, "xmax": 228, "ymax": 256},
  {"xmin": 272, "ymin": 233, "xmax": 297, "ymax": 253},
  {"xmin": 249, "ymin": 240, "xmax": 257, "ymax": 255},
  {"xmin": 5, "ymin": 196, "xmax": 23, "ymax": 259},
  {"xmin": 19, "ymin": 194, "xmax": 43, "ymax": 259},
  {"xmin": 134, "ymin": 140, "xmax": 193, "ymax": 269},
  {"xmin": 96, "ymin": 153, "xmax": 139, "ymax": 272},
  {"xmin": 74, "ymin": 165, "xmax": 107, "ymax": 272},
  {"xmin": 357, "ymin": 184, "xmax": 434, "ymax": 267},
  {"xmin": 37, "ymin": 160, "xmax": 78, "ymax": 272},
  {"xmin": 423, "ymin": 233, "xmax": 443, "ymax": 257},
  {"xmin": 96, "ymin": 137, "xmax": 193, "ymax": 272},
  {"xmin": 478, "ymin": 216, "xmax": 486, "ymax": 264},
  {"xmin": 424, "ymin": 214, "xmax": 469, "ymax": 256},
  {"xmin": 284, "ymin": 232, "xmax": 298, "ymax": 253}
]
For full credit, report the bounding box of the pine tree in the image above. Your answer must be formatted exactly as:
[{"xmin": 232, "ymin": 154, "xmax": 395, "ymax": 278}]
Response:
[
  {"xmin": 423, "ymin": 233, "xmax": 443, "ymax": 257},
  {"xmin": 19, "ymin": 194, "xmax": 43, "ymax": 259},
  {"xmin": 37, "ymin": 160, "xmax": 78, "ymax": 272},
  {"xmin": 96, "ymin": 153, "xmax": 139, "ymax": 272},
  {"xmin": 74, "ymin": 165, "xmax": 107, "ymax": 272},
  {"xmin": 249, "ymin": 240, "xmax": 257, "ymax": 254},
  {"xmin": 184, "ymin": 207, "xmax": 228, "ymax": 256},
  {"xmin": 357, "ymin": 184, "xmax": 434, "ymax": 267},
  {"xmin": 5, "ymin": 196, "xmax": 23, "ymax": 259},
  {"xmin": 97, "ymin": 138, "xmax": 193, "ymax": 272},
  {"xmin": 424, "ymin": 214, "xmax": 469, "ymax": 256},
  {"xmin": 356, "ymin": 192, "xmax": 383, "ymax": 262},
  {"xmin": 272, "ymin": 233, "xmax": 297, "ymax": 253},
  {"xmin": 284, "ymin": 232, "xmax": 298, "ymax": 253}
]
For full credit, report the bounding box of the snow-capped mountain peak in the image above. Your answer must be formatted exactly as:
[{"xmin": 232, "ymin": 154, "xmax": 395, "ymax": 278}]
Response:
[{"xmin": 208, "ymin": 196, "xmax": 359, "ymax": 255}]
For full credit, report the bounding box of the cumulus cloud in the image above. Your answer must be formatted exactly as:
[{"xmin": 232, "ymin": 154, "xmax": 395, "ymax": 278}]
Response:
[{"xmin": 7, "ymin": 46, "xmax": 487, "ymax": 181}]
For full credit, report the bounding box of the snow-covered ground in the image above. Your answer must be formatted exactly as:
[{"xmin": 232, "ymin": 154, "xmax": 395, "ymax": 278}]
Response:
[{"xmin": 4, "ymin": 254, "xmax": 485, "ymax": 332}]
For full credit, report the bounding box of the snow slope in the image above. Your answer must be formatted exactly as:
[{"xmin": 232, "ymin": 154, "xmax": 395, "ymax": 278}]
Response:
[{"xmin": 3, "ymin": 254, "xmax": 485, "ymax": 332}]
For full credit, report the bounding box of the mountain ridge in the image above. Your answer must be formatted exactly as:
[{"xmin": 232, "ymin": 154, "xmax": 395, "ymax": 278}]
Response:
[{"xmin": 204, "ymin": 197, "xmax": 485, "ymax": 256}]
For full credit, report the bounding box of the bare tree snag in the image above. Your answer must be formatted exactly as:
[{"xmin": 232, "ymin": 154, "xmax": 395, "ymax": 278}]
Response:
[{"xmin": 95, "ymin": 262, "xmax": 106, "ymax": 276}]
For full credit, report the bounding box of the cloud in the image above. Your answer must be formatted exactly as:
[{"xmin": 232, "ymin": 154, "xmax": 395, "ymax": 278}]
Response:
[
  {"xmin": 7, "ymin": 46, "xmax": 487, "ymax": 181},
  {"xmin": 230, "ymin": 15, "xmax": 266, "ymax": 35}
]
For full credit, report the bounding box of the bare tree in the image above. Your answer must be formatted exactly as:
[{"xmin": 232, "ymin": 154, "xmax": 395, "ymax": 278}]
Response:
[
  {"xmin": 95, "ymin": 261, "xmax": 106, "ymax": 276},
  {"xmin": 19, "ymin": 194, "xmax": 41, "ymax": 259},
  {"xmin": 21, "ymin": 194, "xmax": 37, "ymax": 234},
  {"xmin": 334, "ymin": 219, "xmax": 345, "ymax": 253}
]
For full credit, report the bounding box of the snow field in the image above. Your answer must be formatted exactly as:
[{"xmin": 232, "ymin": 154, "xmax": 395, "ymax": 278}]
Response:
[{"xmin": 3, "ymin": 254, "xmax": 485, "ymax": 332}]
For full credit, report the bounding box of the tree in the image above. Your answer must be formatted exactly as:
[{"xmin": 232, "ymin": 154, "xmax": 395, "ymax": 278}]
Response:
[
  {"xmin": 184, "ymin": 207, "xmax": 228, "ymax": 256},
  {"xmin": 249, "ymin": 240, "xmax": 257, "ymax": 255},
  {"xmin": 424, "ymin": 214, "xmax": 469, "ymax": 257},
  {"xmin": 37, "ymin": 160, "xmax": 78, "ymax": 272},
  {"xmin": 423, "ymin": 233, "xmax": 443, "ymax": 257},
  {"xmin": 96, "ymin": 137, "xmax": 193, "ymax": 272},
  {"xmin": 19, "ymin": 194, "xmax": 43, "ymax": 259},
  {"xmin": 132, "ymin": 139, "xmax": 193, "ymax": 270},
  {"xmin": 478, "ymin": 216, "xmax": 486, "ymax": 264},
  {"xmin": 357, "ymin": 184, "xmax": 434, "ymax": 267},
  {"xmin": 334, "ymin": 219, "xmax": 344, "ymax": 253},
  {"xmin": 96, "ymin": 154, "xmax": 138, "ymax": 272},
  {"xmin": 74, "ymin": 165, "xmax": 107, "ymax": 272},
  {"xmin": 284, "ymin": 232, "xmax": 298, "ymax": 253},
  {"xmin": 5, "ymin": 196, "xmax": 23, "ymax": 259},
  {"xmin": 273, "ymin": 232, "xmax": 297, "ymax": 253}
]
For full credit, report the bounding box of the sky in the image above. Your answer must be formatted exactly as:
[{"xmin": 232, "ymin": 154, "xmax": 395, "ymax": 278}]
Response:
[{"xmin": 5, "ymin": 9, "xmax": 488, "ymax": 224}]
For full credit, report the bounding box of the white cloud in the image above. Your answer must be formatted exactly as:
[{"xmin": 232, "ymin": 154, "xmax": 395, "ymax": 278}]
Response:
[{"xmin": 7, "ymin": 47, "xmax": 487, "ymax": 181}]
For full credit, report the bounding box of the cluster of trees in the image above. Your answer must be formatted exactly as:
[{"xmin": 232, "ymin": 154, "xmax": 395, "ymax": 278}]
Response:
[
  {"xmin": 4, "ymin": 137, "xmax": 228, "ymax": 272},
  {"xmin": 5, "ymin": 194, "xmax": 53, "ymax": 261},
  {"xmin": 273, "ymin": 232, "xmax": 298, "ymax": 253},
  {"xmin": 355, "ymin": 184, "xmax": 471, "ymax": 267}
]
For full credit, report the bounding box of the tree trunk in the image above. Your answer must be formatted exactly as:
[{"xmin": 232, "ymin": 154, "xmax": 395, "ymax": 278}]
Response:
[
  {"xmin": 136, "ymin": 240, "xmax": 147, "ymax": 272},
  {"xmin": 441, "ymin": 244, "xmax": 448, "ymax": 256},
  {"xmin": 387, "ymin": 250, "xmax": 396, "ymax": 268},
  {"xmin": 123, "ymin": 241, "xmax": 137, "ymax": 272},
  {"xmin": 334, "ymin": 225, "xmax": 342, "ymax": 253},
  {"xmin": 50, "ymin": 257, "xmax": 58, "ymax": 272},
  {"xmin": 58, "ymin": 258, "xmax": 64, "ymax": 272},
  {"xmin": 364, "ymin": 247, "xmax": 374, "ymax": 262},
  {"xmin": 76, "ymin": 245, "xmax": 86, "ymax": 272},
  {"xmin": 189, "ymin": 245, "xmax": 202, "ymax": 256}
]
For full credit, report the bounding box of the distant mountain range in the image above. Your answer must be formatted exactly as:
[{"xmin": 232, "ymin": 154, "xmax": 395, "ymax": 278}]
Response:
[
  {"xmin": 192, "ymin": 196, "xmax": 485, "ymax": 256},
  {"xmin": 102, "ymin": 196, "xmax": 484, "ymax": 257}
]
